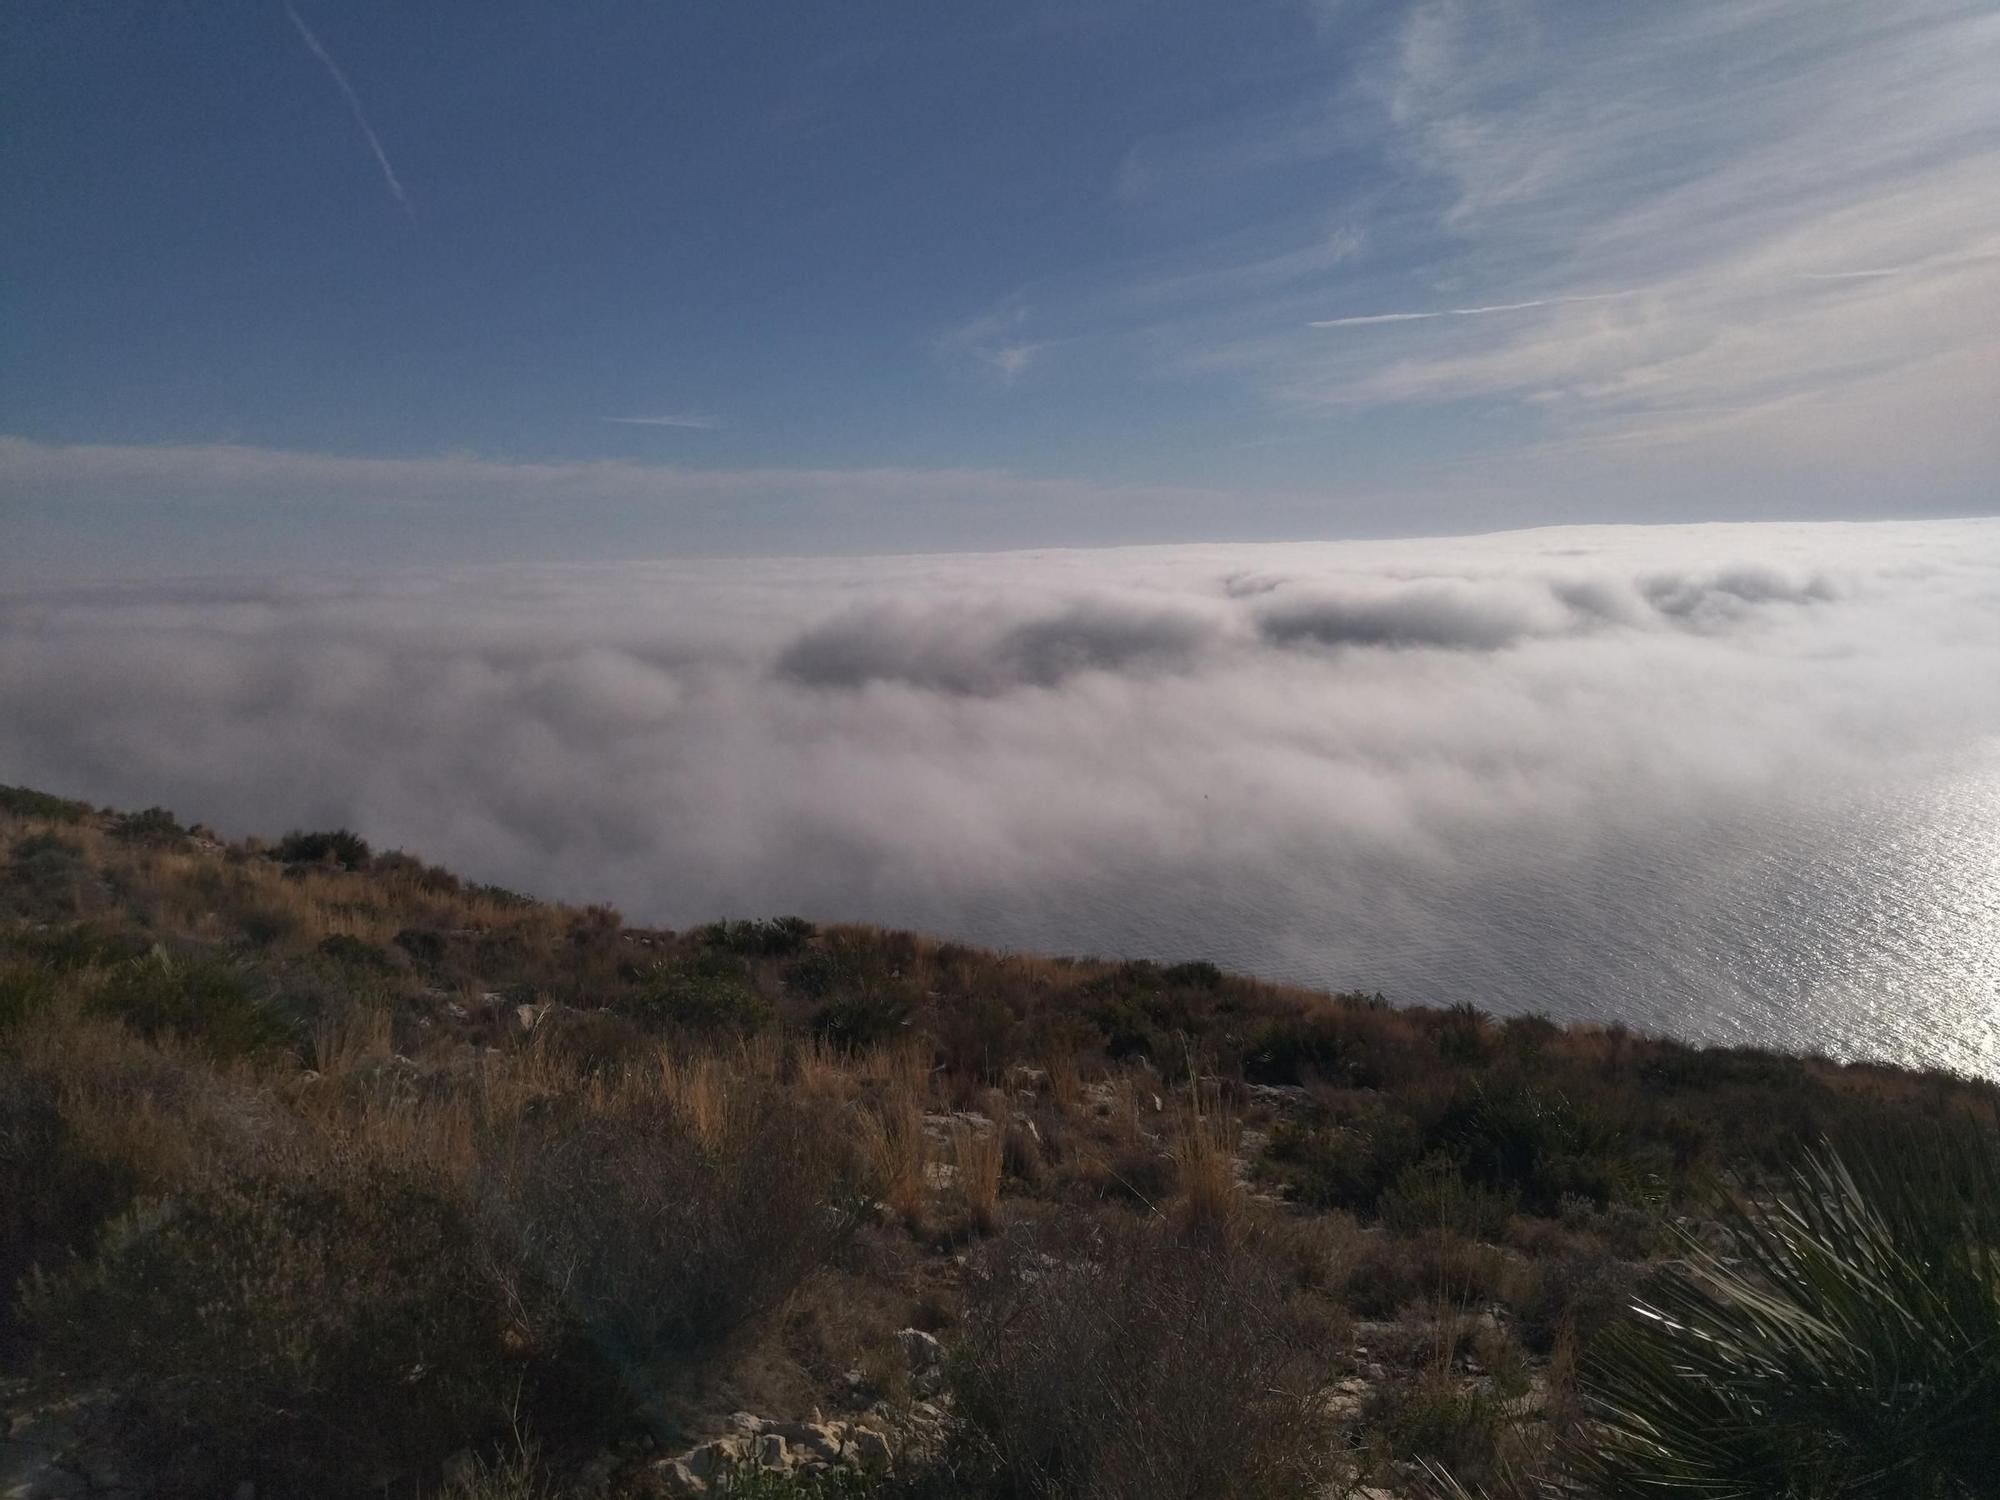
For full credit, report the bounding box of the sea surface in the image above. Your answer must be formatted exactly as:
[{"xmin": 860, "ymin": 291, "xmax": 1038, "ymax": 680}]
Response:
[{"xmin": 935, "ymin": 740, "xmax": 2000, "ymax": 1080}]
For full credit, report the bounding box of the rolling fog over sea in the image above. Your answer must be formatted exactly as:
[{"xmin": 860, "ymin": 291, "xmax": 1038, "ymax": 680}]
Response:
[{"xmin": 5, "ymin": 517, "xmax": 1998, "ymax": 1077}]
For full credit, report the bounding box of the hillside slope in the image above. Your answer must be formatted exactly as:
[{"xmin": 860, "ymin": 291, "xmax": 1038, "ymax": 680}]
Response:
[{"xmin": 3, "ymin": 785, "xmax": 1994, "ymax": 1499}]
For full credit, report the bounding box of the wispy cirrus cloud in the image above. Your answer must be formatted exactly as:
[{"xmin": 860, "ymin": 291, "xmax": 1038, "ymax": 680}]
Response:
[
  {"xmin": 986, "ymin": 0, "xmax": 2000, "ymax": 485},
  {"xmin": 1310, "ymin": 290, "xmax": 1639, "ymax": 329},
  {"xmin": 600, "ymin": 413, "xmax": 725, "ymax": 430},
  {"xmin": 284, "ymin": 3, "xmax": 411, "ymax": 215},
  {"xmin": 934, "ymin": 306, "xmax": 1043, "ymax": 385}
]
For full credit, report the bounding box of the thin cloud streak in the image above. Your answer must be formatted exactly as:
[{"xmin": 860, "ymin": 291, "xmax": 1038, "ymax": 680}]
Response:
[
  {"xmin": 284, "ymin": 3, "xmax": 411, "ymax": 215},
  {"xmin": 1310, "ymin": 291, "xmax": 1640, "ymax": 329},
  {"xmin": 601, "ymin": 414, "xmax": 725, "ymax": 430}
]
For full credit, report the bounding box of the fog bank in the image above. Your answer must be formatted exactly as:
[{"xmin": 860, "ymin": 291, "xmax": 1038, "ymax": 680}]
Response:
[{"xmin": 6, "ymin": 519, "xmax": 1998, "ymax": 1073}]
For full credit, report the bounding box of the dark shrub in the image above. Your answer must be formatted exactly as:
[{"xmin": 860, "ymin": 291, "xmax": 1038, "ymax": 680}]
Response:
[
  {"xmin": 951, "ymin": 1214, "xmax": 1336, "ymax": 1500},
  {"xmin": 111, "ymin": 806, "xmax": 185, "ymax": 845},
  {"xmin": 1091, "ymin": 995, "xmax": 1164, "ymax": 1063},
  {"xmin": 1427, "ymin": 1080, "xmax": 1625, "ymax": 1214},
  {"xmin": 3, "ymin": 922, "xmax": 150, "ymax": 972},
  {"xmin": 1340, "ymin": 1242, "xmax": 1426, "ymax": 1318},
  {"xmin": 0, "ymin": 962, "xmax": 60, "ymax": 1035},
  {"xmin": 783, "ymin": 949, "xmax": 846, "ymax": 999},
  {"xmin": 0, "ymin": 785, "xmax": 92, "ymax": 823},
  {"xmin": 812, "ymin": 992, "xmax": 910, "ymax": 1051},
  {"xmin": 24, "ymin": 1157, "xmax": 543, "ymax": 1496},
  {"xmin": 715, "ymin": 1469, "xmax": 890, "ymax": 1498},
  {"xmin": 1500, "ymin": 1011, "xmax": 1561, "ymax": 1054},
  {"xmin": 237, "ymin": 902, "xmax": 302, "ymax": 948},
  {"xmin": 396, "ymin": 926, "xmax": 449, "ymax": 967},
  {"xmin": 1380, "ymin": 1156, "xmax": 1517, "ymax": 1240},
  {"xmin": 471, "ymin": 882, "xmax": 536, "ymax": 909},
  {"xmin": 700, "ymin": 916, "xmax": 815, "ymax": 957},
  {"xmin": 317, "ymin": 932, "xmax": 397, "ymax": 973},
  {"xmin": 1162, "ymin": 959, "xmax": 1224, "ymax": 990},
  {"xmin": 1264, "ymin": 1110, "xmax": 1424, "ymax": 1214},
  {"xmin": 1243, "ymin": 1011, "xmax": 1386, "ymax": 1088},
  {"xmin": 0, "ymin": 1065, "xmax": 137, "ymax": 1353},
  {"xmin": 482, "ymin": 1091, "xmax": 857, "ymax": 1370},
  {"xmin": 375, "ymin": 849, "xmax": 462, "ymax": 893},
  {"xmin": 94, "ymin": 951, "xmax": 288, "ymax": 1059},
  {"xmin": 1519, "ymin": 1249, "xmax": 1636, "ymax": 1355},
  {"xmin": 276, "ymin": 828, "xmax": 373, "ymax": 870},
  {"xmin": 628, "ymin": 956, "xmax": 775, "ymax": 1037},
  {"xmin": 4, "ymin": 834, "xmax": 93, "ymax": 919},
  {"xmin": 1368, "ymin": 1378, "xmax": 1505, "ymax": 1479},
  {"xmin": 1435, "ymin": 1000, "xmax": 1491, "ymax": 1064},
  {"xmin": 534, "ymin": 1008, "xmax": 651, "ymax": 1076},
  {"xmin": 935, "ymin": 991, "xmax": 1017, "ymax": 1083}
]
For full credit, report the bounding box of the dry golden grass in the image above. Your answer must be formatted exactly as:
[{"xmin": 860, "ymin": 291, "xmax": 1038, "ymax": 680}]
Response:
[
  {"xmin": 8, "ymin": 997, "xmax": 261, "ymax": 1192},
  {"xmin": 1169, "ymin": 1095, "xmax": 1242, "ymax": 1240},
  {"xmin": 1042, "ymin": 1042, "xmax": 1083, "ymax": 1116},
  {"xmin": 658, "ymin": 1051, "xmax": 737, "ymax": 1154},
  {"xmin": 311, "ymin": 1003, "xmax": 394, "ymax": 1077},
  {"xmin": 859, "ymin": 1096, "xmax": 929, "ymax": 1227},
  {"xmin": 860, "ymin": 1035, "xmax": 932, "ymax": 1100},
  {"xmin": 950, "ymin": 1114, "xmax": 1003, "ymax": 1234},
  {"xmin": 791, "ymin": 1035, "xmax": 858, "ymax": 1103}
]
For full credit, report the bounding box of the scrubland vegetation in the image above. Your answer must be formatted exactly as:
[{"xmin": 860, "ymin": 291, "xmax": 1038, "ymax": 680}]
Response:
[{"xmin": 3, "ymin": 783, "xmax": 1997, "ymax": 1498}]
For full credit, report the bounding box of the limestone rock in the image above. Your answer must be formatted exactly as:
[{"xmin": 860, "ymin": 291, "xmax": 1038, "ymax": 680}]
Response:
[{"xmin": 849, "ymin": 1427, "xmax": 893, "ymax": 1469}]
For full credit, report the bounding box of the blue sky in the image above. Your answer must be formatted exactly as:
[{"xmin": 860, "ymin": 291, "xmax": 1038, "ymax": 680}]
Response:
[{"xmin": 3, "ymin": 0, "xmax": 1996, "ymax": 571}]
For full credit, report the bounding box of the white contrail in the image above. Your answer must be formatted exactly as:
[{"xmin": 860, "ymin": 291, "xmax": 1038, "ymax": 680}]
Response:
[
  {"xmin": 601, "ymin": 414, "xmax": 725, "ymax": 430},
  {"xmin": 284, "ymin": 3, "xmax": 411, "ymax": 215},
  {"xmin": 1311, "ymin": 289, "xmax": 1635, "ymax": 328}
]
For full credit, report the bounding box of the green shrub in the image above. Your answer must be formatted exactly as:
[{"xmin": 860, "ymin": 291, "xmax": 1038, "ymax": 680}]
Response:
[
  {"xmin": 0, "ymin": 961, "xmax": 60, "ymax": 1034},
  {"xmin": 1500, "ymin": 1011, "xmax": 1560, "ymax": 1054},
  {"xmin": 437, "ymin": 1446, "xmax": 559, "ymax": 1500},
  {"xmin": 1434, "ymin": 1001, "xmax": 1491, "ymax": 1064},
  {"xmin": 1, "ymin": 921, "xmax": 150, "ymax": 972},
  {"xmin": 1242, "ymin": 1011, "xmax": 1391, "ymax": 1088},
  {"xmin": 375, "ymin": 849, "xmax": 462, "ymax": 893},
  {"xmin": 482, "ymin": 1091, "xmax": 857, "ymax": 1371},
  {"xmin": 0, "ymin": 1066, "xmax": 138, "ymax": 1353},
  {"xmin": 701, "ymin": 916, "xmax": 815, "ymax": 957},
  {"xmin": 1370, "ymin": 1377, "xmax": 1506, "ymax": 1477},
  {"xmin": 4, "ymin": 833, "xmax": 93, "ymax": 919},
  {"xmin": 812, "ymin": 992, "xmax": 910, "ymax": 1051},
  {"xmin": 1518, "ymin": 1249, "xmax": 1635, "ymax": 1355},
  {"xmin": 24, "ymin": 1158, "xmax": 538, "ymax": 1496},
  {"xmin": 471, "ymin": 881, "xmax": 537, "ymax": 909},
  {"xmin": 1582, "ymin": 1125, "xmax": 2000, "ymax": 1494},
  {"xmin": 317, "ymin": 932, "xmax": 398, "ymax": 972},
  {"xmin": 0, "ymin": 785, "xmax": 93, "ymax": 823},
  {"xmin": 1426, "ymin": 1080, "xmax": 1626, "ymax": 1214},
  {"xmin": 783, "ymin": 949, "xmax": 846, "ymax": 999},
  {"xmin": 628, "ymin": 955, "xmax": 775, "ymax": 1036},
  {"xmin": 1161, "ymin": 959, "xmax": 1223, "ymax": 990},
  {"xmin": 951, "ymin": 1214, "xmax": 1336, "ymax": 1500},
  {"xmin": 1263, "ymin": 1110, "xmax": 1423, "ymax": 1214},
  {"xmin": 94, "ymin": 950, "xmax": 289, "ymax": 1059},
  {"xmin": 277, "ymin": 828, "xmax": 373, "ymax": 870},
  {"xmin": 396, "ymin": 925, "xmax": 449, "ymax": 967},
  {"xmin": 1380, "ymin": 1156, "xmax": 1516, "ymax": 1240},
  {"xmin": 716, "ymin": 1467, "xmax": 892, "ymax": 1498},
  {"xmin": 111, "ymin": 806, "xmax": 185, "ymax": 845}
]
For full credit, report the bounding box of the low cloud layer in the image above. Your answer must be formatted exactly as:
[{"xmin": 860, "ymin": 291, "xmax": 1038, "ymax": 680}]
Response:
[{"xmin": 5, "ymin": 520, "xmax": 1998, "ymax": 1074}]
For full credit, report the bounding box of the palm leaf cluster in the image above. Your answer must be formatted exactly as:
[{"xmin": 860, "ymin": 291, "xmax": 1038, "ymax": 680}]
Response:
[{"xmin": 1581, "ymin": 1120, "xmax": 2000, "ymax": 1497}]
